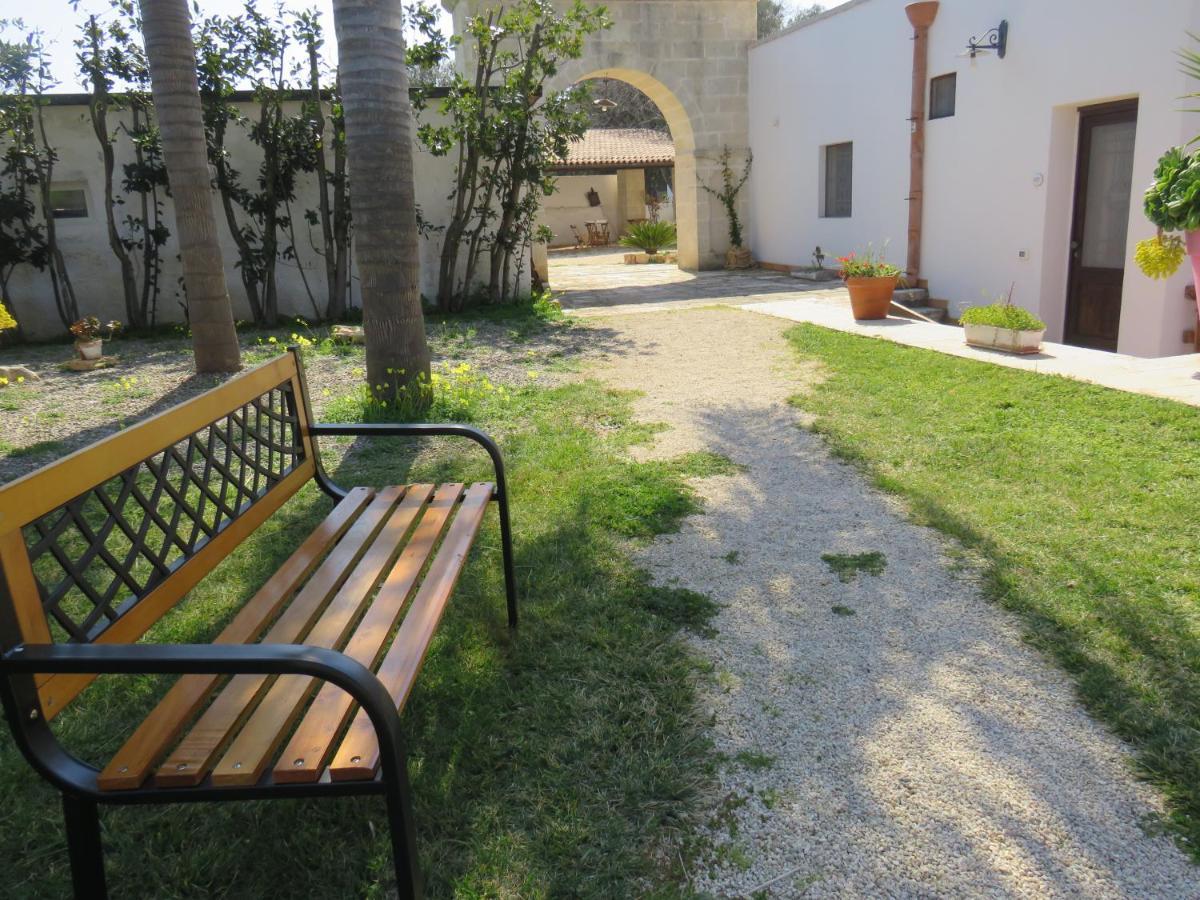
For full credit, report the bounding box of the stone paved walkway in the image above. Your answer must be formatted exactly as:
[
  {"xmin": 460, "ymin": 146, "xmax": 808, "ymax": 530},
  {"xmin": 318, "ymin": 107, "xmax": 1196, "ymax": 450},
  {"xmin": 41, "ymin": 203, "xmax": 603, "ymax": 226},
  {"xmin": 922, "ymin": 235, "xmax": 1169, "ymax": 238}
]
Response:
[{"xmin": 550, "ymin": 249, "xmax": 1200, "ymax": 408}]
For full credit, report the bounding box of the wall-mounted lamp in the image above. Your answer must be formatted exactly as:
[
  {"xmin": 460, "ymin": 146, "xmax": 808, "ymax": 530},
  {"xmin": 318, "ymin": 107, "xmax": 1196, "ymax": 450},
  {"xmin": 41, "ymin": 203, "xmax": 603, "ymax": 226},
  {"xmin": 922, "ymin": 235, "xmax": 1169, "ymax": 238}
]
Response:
[{"xmin": 966, "ymin": 19, "xmax": 1007, "ymax": 59}]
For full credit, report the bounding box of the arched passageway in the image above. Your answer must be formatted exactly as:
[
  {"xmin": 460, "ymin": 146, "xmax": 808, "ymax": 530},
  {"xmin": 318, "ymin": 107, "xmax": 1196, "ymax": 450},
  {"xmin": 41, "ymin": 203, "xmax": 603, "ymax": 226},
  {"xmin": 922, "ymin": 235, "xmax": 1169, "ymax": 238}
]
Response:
[{"xmin": 444, "ymin": 0, "xmax": 756, "ymax": 271}]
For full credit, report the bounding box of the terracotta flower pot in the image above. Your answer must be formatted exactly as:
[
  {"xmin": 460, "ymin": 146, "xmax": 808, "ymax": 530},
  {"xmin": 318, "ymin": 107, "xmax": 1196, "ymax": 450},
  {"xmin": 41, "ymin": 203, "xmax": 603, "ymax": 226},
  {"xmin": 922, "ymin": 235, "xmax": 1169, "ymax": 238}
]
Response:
[
  {"xmin": 844, "ymin": 275, "xmax": 898, "ymax": 320},
  {"xmin": 1187, "ymin": 229, "xmax": 1200, "ymax": 319}
]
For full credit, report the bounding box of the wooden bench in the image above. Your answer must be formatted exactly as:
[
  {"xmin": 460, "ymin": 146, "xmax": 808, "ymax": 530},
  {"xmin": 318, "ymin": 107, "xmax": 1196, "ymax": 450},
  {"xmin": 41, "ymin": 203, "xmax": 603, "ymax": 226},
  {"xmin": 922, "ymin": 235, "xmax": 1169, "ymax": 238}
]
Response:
[{"xmin": 0, "ymin": 349, "xmax": 517, "ymax": 899}]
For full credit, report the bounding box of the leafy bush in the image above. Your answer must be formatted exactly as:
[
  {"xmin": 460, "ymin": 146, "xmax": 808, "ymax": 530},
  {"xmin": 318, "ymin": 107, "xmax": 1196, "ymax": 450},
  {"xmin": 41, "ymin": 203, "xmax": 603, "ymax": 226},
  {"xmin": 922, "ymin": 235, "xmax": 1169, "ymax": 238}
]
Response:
[
  {"xmin": 836, "ymin": 246, "xmax": 901, "ymax": 279},
  {"xmin": 619, "ymin": 220, "xmax": 677, "ymax": 254},
  {"xmin": 0, "ymin": 302, "xmax": 15, "ymax": 333},
  {"xmin": 959, "ymin": 302, "xmax": 1046, "ymax": 331}
]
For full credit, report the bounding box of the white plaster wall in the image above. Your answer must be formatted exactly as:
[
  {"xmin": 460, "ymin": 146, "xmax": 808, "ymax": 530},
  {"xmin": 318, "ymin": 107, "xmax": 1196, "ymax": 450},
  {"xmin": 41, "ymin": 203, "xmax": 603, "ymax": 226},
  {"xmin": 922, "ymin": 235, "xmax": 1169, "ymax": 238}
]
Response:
[
  {"xmin": 6, "ymin": 99, "xmax": 479, "ymax": 339},
  {"xmin": 540, "ymin": 174, "xmax": 620, "ymax": 247},
  {"xmin": 749, "ymin": 0, "xmax": 1200, "ymax": 357},
  {"xmin": 748, "ymin": 0, "xmax": 911, "ymax": 273}
]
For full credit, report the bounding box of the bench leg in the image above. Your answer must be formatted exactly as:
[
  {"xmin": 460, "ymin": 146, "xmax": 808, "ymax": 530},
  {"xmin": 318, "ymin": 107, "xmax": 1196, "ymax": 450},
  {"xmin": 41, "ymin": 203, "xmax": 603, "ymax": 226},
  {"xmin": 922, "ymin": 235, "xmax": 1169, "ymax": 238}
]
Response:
[
  {"xmin": 62, "ymin": 794, "xmax": 107, "ymax": 899},
  {"xmin": 497, "ymin": 493, "xmax": 518, "ymax": 629},
  {"xmin": 383, "ymin": 764, "xmax": 423, "ymax": 900}
]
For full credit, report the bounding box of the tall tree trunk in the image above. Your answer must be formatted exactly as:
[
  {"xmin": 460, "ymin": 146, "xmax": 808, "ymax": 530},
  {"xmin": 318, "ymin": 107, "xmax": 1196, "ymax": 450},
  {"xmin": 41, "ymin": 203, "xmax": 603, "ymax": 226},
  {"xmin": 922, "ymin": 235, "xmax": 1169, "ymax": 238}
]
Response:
[
  {"xmin": 333, "ymin": 0, "xmax": 430, "ymax": 403},
  {"xmin": 139, "ymin": 0, "xmax": 240, "ymax": 373}
]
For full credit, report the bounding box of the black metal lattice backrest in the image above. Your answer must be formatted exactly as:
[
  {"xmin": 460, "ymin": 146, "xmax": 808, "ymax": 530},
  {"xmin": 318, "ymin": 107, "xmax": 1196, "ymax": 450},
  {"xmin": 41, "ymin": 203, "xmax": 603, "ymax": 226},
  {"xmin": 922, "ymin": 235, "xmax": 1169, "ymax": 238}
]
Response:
[{"xmin": 8, "ymin": 367, "xmax": 309, "ymax": 645}]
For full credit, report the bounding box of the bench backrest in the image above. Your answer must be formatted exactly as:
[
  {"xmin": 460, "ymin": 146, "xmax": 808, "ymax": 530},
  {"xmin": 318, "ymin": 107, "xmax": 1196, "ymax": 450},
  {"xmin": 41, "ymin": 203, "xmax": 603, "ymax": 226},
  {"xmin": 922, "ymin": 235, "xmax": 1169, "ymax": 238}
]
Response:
[{"xmin": 0, "ymin": 351, "xmax": 316, "ymax": 718}]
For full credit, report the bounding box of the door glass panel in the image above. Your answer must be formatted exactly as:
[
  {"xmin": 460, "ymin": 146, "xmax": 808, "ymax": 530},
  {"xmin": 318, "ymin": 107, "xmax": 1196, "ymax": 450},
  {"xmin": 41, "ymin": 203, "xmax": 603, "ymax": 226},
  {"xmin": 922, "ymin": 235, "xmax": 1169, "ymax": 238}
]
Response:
[{"xmin": 1080, "ymin": 119, "xmax": 1136, "ymax": 269}]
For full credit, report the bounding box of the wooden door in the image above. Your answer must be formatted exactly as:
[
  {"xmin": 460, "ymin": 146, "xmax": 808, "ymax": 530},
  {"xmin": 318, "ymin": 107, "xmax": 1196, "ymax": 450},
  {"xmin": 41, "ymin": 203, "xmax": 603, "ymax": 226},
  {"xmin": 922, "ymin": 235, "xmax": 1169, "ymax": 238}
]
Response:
[{"xmin": 1064, "ymin": 100, "xmax": 1138, "ymax": 351}]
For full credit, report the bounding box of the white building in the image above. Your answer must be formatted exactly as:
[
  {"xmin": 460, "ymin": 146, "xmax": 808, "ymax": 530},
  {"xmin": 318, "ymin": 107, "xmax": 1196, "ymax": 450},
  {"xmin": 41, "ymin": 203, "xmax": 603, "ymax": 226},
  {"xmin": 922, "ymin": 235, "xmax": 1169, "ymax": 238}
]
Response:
[
  {"xmin": 5, "ymin": 94, "xmax": 474, "ymax": 338},
  {"xmin": 748, "ymin": 0, "xmax": 1200, "ymax": 357}
]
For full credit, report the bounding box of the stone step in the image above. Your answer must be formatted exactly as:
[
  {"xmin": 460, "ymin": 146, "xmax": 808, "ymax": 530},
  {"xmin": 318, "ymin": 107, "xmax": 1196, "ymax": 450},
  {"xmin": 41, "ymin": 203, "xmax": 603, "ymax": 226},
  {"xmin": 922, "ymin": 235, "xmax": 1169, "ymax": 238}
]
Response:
[
  {"xmin": 893, "ymin": 287, "xmax": 930, "ymax": 307},
  {"xmin": 790, "ymin": 268, "xmax": 841, "ymax": 283},
  {"xmin": 891, "ymin": 304, "xmax": 947, "ymax": 324}
]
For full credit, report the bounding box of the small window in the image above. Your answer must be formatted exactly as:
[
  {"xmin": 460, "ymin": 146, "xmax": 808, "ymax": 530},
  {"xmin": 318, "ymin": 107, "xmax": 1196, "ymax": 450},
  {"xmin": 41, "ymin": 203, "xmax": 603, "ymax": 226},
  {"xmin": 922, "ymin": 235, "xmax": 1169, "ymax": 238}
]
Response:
[
  {"xmin": 49, "ymin": 188, "xmax": 88, "ymax": 219},
  {"xmin": 930, "ymin": 73, "xmax": 956, "ymax": 119},
  {"xmin": 822, "ymin": 142, "xmax": 852, "ymax": 218}
]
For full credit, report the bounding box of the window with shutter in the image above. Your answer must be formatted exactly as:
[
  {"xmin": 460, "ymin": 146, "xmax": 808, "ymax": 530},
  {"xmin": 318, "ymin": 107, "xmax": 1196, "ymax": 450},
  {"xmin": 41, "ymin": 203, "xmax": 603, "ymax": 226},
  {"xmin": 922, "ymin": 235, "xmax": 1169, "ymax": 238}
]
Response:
[
  {"xmin": 930, "ymin": 73, "xmax": 956, "ymax": 120},
  {"xmin": 822, "ymin": 142, "xmax": 852, "ymax": 218}
]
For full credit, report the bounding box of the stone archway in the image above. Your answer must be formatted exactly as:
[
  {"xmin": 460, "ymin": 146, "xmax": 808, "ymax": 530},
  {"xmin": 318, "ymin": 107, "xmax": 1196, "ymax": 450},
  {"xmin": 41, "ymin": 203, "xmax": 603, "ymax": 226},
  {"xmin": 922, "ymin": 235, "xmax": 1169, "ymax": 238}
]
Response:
[{"xmin": 444, "ymin": 0, "xmax": 756, "ymax": 271}]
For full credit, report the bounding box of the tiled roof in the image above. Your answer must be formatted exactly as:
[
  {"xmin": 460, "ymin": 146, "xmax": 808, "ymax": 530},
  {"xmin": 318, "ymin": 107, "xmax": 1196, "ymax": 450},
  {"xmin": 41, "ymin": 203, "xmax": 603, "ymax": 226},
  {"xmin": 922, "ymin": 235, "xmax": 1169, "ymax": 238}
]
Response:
[{"xmin": 555, "ymin": 128, "xmax": 675, "ymax": 170}]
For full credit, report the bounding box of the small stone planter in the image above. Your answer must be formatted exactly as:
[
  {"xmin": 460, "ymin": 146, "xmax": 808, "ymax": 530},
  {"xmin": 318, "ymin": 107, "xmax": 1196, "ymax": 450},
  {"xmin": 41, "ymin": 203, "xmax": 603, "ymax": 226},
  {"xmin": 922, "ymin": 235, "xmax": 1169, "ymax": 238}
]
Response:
[
  {"xmin": 624, "ymin": 251, "xmax": 677, "ymax": 265},
  {"xmin": 963, "ymin": 323, "xmax": 1045, "ymax": 354},
  {"xmin": 74, "ymin": 339, "xmax": 104, "ymax": 361}
]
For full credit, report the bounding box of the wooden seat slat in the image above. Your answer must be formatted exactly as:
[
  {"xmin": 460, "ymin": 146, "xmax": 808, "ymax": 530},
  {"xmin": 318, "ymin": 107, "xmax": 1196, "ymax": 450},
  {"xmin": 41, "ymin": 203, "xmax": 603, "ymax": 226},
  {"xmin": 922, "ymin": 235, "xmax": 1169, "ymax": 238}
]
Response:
[
  {"xmin": 95, "ymin": 488, "xmax": 374, "ymax": 791},
  {"xmin": 329, "ymin": 482, "xmax": 494, "ymax": 781},
  {"xmin": 153, "ymin": 487, "xmax": 405, "ymax": 787},
  {"xmin": 273, "ymin": 482, "xmax": 467, "ymax": 784},
  {"xmin": 36, "ymin": 463, "xmax": 316, "ymax": 719},
  {"xmin": 209, "ymin": 484, "xmax": 439, "ymax": 787}
]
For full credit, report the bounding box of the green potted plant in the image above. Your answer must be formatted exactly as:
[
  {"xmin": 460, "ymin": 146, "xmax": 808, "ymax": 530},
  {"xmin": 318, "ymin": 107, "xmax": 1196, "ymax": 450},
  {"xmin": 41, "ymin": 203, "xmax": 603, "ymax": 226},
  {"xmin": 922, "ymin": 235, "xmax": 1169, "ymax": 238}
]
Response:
[
  {"xmin": 959, "ymin": 289, "xmax": 1046, "ymax": 354},
  {"xmin": 69, "ymin": 316, "xmax": 121, "ymax": 360},
  {"xmin": 702, "ymin": 146, "xmax": 753, "ymax": 269},
  {"xmin": 1134, "ymin": 147, "xmax": 1200, "ymax": 309},
  {"xmin": 1134, "ymin": 37, "xmax": 1200, "ymax": 319},
  {"xmin": 837, "ymin": 246, "xmax": 901, "ymax": 320},
  {"xmin": 620, "ymin": 220, "xmax": 677, "ymax": 263}
]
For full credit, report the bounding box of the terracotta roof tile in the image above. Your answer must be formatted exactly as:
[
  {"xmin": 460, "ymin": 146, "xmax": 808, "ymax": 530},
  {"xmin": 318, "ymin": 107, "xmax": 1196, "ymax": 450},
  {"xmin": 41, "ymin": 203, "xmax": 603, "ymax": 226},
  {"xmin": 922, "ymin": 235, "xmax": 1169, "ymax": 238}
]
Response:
[{"xmin": 555, "ymin": 128, "xmax": 675, "ymax": 170}]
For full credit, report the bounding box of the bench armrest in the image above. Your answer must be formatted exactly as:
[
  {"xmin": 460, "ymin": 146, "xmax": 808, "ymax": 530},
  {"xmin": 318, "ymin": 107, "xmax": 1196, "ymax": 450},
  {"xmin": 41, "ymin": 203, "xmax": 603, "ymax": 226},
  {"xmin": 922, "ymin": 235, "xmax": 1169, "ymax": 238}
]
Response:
[
  {"xmin": 308, "ymin": 422, "xmax": 508, "ymax": 501},
  {"xmin": 0, "ymin": 643, "xmax": 409, "ymax": 794},
  {"xmin": 307, "ymin": 420, "xmax": 520, "ymax": 629}
]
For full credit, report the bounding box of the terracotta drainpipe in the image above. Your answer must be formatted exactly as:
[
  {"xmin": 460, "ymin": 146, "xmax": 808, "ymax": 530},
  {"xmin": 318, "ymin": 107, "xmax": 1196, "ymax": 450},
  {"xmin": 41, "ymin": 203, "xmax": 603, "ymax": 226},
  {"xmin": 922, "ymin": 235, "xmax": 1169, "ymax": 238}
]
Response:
[{"xmin": 904, "ymin": 1, "xmax": 939, "ymax": 285}]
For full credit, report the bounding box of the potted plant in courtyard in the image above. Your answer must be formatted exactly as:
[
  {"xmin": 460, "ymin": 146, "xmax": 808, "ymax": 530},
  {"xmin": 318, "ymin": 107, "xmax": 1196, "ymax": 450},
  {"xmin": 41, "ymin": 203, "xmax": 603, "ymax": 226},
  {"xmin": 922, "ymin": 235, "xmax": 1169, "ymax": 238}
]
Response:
[
  {"xmin": 620, "ymin": 220, "xmax": 677, "ymax": 263},
  {"xmin": 69, "ymin": 316, "xmax": 121, "ymax": 360},
  {"xmin": 837, "ymin": 246, "xmax": 902, "ymax": 320},
  {"xmin": 702, "ymin": 146, "xmax": 753, "ymax": 269},
  {"xmin": 959, "ymin": 288, "xmax": 1046, "ymax": 354},
  {"xmin": 1134, "ymin": 147, "xmax": 1200, "ymax": 312},
  {"xmin": 1133, "ymin": 37, "xmax": 1200, "ymax": 317}
]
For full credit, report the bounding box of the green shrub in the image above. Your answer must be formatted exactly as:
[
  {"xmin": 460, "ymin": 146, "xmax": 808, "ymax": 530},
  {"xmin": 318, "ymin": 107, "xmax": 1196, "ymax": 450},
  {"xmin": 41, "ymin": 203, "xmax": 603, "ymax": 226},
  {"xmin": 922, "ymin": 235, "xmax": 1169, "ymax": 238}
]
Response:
[{"xmin": 619, "ymin": 220, "xmax": 677, "ymax": 254}]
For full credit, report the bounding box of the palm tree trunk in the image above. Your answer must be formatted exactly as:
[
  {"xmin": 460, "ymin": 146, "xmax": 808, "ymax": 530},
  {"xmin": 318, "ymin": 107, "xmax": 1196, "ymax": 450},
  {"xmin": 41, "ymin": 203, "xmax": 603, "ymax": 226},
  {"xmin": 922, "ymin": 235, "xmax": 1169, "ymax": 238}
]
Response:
[
  {"xmin": 333, "ymin": 0, "xmax": 430, "ymax": 404},
  {"xmin": 138, "ymin": 0, "xmax": 240, "ymax": 373}
]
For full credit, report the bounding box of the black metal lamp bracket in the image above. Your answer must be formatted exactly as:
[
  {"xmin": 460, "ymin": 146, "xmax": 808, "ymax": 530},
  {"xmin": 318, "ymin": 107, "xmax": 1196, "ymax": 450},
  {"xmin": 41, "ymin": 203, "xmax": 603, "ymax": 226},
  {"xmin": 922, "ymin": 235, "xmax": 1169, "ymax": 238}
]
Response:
[{"xmin": 967, "ymin": 20, "xmax": 1007, "ymax": 59}]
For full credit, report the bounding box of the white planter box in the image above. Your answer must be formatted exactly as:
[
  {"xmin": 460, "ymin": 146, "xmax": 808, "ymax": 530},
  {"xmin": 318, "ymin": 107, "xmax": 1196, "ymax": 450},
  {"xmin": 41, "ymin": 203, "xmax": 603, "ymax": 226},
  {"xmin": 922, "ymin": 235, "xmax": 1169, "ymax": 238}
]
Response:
[{"xmin": 963, "ymin": 323, "xmax": 1044, "ymax": 355}]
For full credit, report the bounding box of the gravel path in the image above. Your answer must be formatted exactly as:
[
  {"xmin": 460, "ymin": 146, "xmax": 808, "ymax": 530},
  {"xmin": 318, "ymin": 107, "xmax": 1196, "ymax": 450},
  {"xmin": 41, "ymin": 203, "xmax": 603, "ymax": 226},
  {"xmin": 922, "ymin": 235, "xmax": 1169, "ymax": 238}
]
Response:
[{"xmin": 582, "ymin": 306, "xmax": 1198, "ymax": 899}]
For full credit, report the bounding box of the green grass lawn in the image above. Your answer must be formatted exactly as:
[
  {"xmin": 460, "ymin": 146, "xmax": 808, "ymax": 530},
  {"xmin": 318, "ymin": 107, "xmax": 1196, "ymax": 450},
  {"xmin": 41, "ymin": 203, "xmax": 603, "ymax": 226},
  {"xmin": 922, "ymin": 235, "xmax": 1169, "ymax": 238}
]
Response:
[
  {"xmin": 785, "ymin": 324, "xmax": 1200, "ymax": 855},
  {"xmin": 0, "ymin": 320, "xmax": 724, "ymax": 896}
]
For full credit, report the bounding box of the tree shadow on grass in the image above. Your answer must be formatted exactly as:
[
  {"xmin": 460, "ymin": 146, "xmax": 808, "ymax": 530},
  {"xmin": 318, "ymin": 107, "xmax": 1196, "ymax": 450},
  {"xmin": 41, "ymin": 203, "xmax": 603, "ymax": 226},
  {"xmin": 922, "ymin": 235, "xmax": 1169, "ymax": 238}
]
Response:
[{"xmin": 0, "ymin": 380, "xmax": 721, "ymax": 898}]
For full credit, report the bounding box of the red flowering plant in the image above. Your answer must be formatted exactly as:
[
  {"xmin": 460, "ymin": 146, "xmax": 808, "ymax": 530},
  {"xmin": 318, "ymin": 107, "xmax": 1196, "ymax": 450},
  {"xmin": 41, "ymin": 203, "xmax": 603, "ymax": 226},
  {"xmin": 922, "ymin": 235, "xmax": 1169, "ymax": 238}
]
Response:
[{"xmin": 836, "ymin": 245, "xmax": 901, "ymax": 280}]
